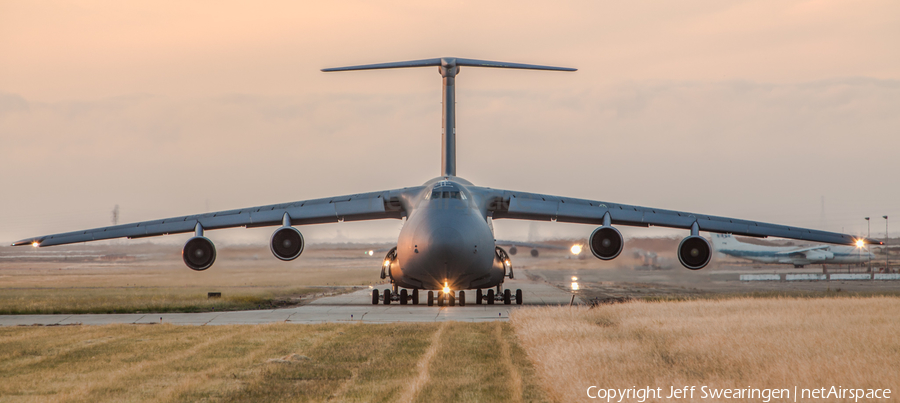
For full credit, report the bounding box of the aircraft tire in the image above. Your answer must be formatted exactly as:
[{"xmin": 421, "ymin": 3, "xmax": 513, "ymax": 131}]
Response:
[
  {"xmin": 427, "ymin": 291, "xmax": 434, "ymax": 306},
  {"xmin": 372, "ymin": 289, "xmax": 379, "ymax": 305},
  {"xmin": 476, "ymin": 289, "xmax": 483, "ymax": 305},
  {"xmin": 459, "ymin": 290, "xmax": 466, "ymax": 306},
  {"xmin": 412, "ymin": 289, "xmax": 419, "ymax": 305},
  {"xmin": 449, "ymin": 292, "xmax": 456, "ymax": 306},
  {"xmin": 383, "ymin": 289, "xmax": 391, "ymax": 305},
  {"xmin": 487, "ymin": 289, "xmax": 495, "ymax": 305},
  {"xmin": 438, "ymin": 292, "xmax": 444, "ymax": 307},
  {"xmin": 503, "ymin": 289, "xmax": 511, "ymax": 305},
  {"xmin": 400, "ymin": 289, "xmax": 408, "ymax": 305},
  {"xmin": 515, "ymin": 289, "xmax": 523, "ymax": 305}
]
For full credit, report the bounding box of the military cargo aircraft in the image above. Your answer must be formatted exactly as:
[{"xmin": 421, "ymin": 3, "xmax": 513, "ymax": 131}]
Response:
[{"xmin": 13, "ymin": 57, "xmax": 881, "ymax": 307}]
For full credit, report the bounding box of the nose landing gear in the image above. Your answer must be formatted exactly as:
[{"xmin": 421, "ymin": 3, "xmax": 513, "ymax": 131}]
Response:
[{"xmin": 422, "ymin": 290, "xmax": 467, "ymax": 306}]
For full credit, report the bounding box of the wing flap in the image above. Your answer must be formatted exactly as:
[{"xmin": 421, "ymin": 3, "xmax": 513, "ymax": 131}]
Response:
[{"xmin": 507, "ymin": 195, "xmax": 559, "ymax": 221}]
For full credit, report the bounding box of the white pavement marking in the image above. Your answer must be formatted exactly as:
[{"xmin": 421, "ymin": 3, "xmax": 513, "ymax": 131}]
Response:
[{"xmin": 0, "ymin": 281, "xmax": 582, "ymax": 326}]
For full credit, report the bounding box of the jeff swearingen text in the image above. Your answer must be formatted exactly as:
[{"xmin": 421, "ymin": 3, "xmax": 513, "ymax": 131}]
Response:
[{"xmin": 586, "ymin": 385, "xmax": 892, "ymax": 402}]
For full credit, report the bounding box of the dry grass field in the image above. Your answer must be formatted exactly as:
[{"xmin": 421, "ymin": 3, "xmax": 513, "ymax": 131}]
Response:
[
  {"xmin": 0, "ymin": 321, "xmax": 544, "ymax": 403},
  {"xmin": 511, "ymin": 297, "xmax": 900, "ymax": 403},
  {"xmin": 0, "ymin": 243, "xmax": 383, "ymax": 314}
]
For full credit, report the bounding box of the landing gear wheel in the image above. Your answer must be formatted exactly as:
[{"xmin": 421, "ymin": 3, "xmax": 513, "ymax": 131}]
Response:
[
  {"xmin": 476, "ymin": 289, "xmax": 483, "ymax": 305},
  {"xmin": 487, "ymin": 289, "xmax": 495, "ymax": 305},
  {"xmin": 427, "ymin": 291, "xmax": 434, "ymax": 306},
  {"xmin": 459, "ymin": 290, "xmax": 466, "ymax": 306},
  {"xmin": 400, "ymin": 289, "xmax": 408, "ymax": 305},
  {"xmin": 412, "ymin": 289, "xmax": 419, "ymax": 305},
  {"xmin": 515, "ymin": 289, "xmax": 523, "ymax": 305},
  {"xmin": 437, "ymin": 292, "xmax": 444, "ymax": 307},
  {"xmin": 449, "ymin": 292, "xmax": 456, "ymax": 306},
  {"xmin": 372, "ymin": 289, "xmax": 379, "ymax": 305},
  {"xmin": 383, "ymin": 289, "xmax": 391, "ymax": 305},
  {"xmin": 503, "ymin": 289, "xmax": 511, "ymax": 305}
]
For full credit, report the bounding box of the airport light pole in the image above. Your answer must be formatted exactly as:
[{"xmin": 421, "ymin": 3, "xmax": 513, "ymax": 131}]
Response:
[
  {"xmin": 865, "ymin": 217, "xmax": 871, "ymax": 272},
  {"xmin": 884, "ymin": 216, "xmax": 889, "ymax": 272}
]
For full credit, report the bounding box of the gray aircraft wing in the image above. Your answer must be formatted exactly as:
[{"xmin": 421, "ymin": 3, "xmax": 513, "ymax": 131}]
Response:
[
  {"xmin": 13, "ymin": 187, "xmax": 423, "ymax": 247},
  {"xmin": 474, "ymin": 187, "xmax": 881, "ymax": 246},
  {"xmin": 494, "ymin": 240, "xmax": 569, "ymax": 250}
]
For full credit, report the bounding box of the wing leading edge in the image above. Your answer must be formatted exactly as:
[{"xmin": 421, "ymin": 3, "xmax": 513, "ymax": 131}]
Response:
[
  {"xmin": 475, "ymin": 187, "xmax": 881, "ymax": 246},
  {"xmin": 13, "ymin": 187, "xmax": 423, "ymax": 247}
]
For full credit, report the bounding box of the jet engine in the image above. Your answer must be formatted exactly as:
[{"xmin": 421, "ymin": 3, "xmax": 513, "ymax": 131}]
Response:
[
  {"xmin": 183, "ymin": 236, "xmax": 216, "ymax": 271},
  {"xmin": 509, "ymin": 246, "xmax": 518, "ymax": 255},
  {"xmin": 270, "ymin": 227, "xmax": 304, "ymax": 261},
  {"xmin": 677, "ymin": 236, "xmax": 711, "ymax": 270},
  {"xmin": 530, "ymin": 248, "xmax": 539, "ymax": 257},
  {"xmin": 589, "ymin": 226, "xmax": 623, "ymax": 260}
]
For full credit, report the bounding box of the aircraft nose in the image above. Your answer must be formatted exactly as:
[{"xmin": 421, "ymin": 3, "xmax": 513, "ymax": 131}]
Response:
[
  {"xmin": 409, "ymin": 220, "xmax": 482, "ymax": 289},
  {"xmin": 425, "ymin": 225, "xmax": 467, "ymax": 263}
]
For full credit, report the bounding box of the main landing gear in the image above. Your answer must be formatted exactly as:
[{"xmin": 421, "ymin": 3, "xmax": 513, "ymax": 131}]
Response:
[
  {"xmin": 475, "ymin": 287, "xmax": 523, "ymax": 305},
  {"xmin": 372, "ymin": 287, "xmax": 523, "ymax": 306},
  {"xmin": 372, "ymin": 287, "xmax": 420, "ymax": 305}
]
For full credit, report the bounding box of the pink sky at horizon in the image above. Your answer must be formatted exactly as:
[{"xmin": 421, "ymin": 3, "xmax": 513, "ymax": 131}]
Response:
[{"xmin": 1, "ymin": 0, "xmax": 898, "ymax": 245}]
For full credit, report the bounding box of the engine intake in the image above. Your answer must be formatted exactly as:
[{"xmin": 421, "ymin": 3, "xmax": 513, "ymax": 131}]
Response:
[
  {"xmin": 270, "ymin": 227, "xmax": 304, "ymax": 261},
  {"xmin": 678, "ymin": 236, "xmax": 711, "ymax": 270},
  {"xmin": 589, "ymin": 226, "xmax": 623, "ymax": 260},
  {"xmin": 183, "ymin": 236, "xmax": 216, "ymax": 271}
]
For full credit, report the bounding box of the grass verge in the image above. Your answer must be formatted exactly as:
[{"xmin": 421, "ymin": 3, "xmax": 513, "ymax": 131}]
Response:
[
  {"xmin": 0, "ymin": 322, "xmax": 547, "ymax": 403},
  {"xmin": 0, "ymin": 286, "xmax": 353, "ymax": 315},
  {"xmin": 511, "ymin": 296, "xmax": 900, "ymax": 403}
]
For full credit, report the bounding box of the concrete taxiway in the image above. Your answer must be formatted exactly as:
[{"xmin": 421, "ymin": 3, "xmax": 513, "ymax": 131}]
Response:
[{"xmin": 0, "ymin": 280, "xmax": 581, "ymax": 326}]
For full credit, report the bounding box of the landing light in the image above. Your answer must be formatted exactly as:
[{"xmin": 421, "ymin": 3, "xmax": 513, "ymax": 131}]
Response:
[
  {"xmin": 855, "ymin": 239, "xmax": 865, "ymax": 248},
  {"xmin": 31, "ymin": 241, "xmax": 39, "ymax": 248},
  {"xmin": 443, "ymin": 281, "xmax": 450, "ymax": 294},
  {"xmin": 367, "ymin": 250, "xmax": 374, "ymax": 256},
  {"xmin": 571, "ymin": 276, "xmax": 578, "ymax": 281},
  {"xmin": 570, "ymin": 244, "xmax": 582, "ymax": 255}
]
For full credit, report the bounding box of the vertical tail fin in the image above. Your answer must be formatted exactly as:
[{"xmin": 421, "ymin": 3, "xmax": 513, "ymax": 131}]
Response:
[{"xmin": 323, "ymin": 58, "xmax": 576, "ymax": 177}]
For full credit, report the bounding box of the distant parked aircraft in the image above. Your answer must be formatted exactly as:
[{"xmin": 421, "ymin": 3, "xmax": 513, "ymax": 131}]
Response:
[{"xmin": 712, "ymin": 234, "xmax": 874, "ymax": 268}]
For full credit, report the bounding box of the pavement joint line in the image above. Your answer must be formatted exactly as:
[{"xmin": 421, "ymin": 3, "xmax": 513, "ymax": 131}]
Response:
[
  {"xmin": 134, "ymin": 314, "xmax": 146, "ymax": 324},
  {"xmin": 204, "ymin": 313, "xmax": 222, "ymax": 326}
]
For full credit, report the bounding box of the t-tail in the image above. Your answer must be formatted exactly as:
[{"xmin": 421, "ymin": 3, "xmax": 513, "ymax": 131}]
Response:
[{"xmin": 322, "ymin": 58, "xmax": 576, "ymax": 177}]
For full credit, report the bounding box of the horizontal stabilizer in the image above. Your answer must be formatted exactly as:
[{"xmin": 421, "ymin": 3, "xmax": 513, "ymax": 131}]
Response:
[{"xmin": 322, "ymin": 57, "xmax": 576, "ymax": 72}]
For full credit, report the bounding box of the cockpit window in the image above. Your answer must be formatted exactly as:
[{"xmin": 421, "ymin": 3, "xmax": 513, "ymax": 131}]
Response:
[{"xmin": 427, "ymin": 189, "xmax": 466, "ymax": 200}]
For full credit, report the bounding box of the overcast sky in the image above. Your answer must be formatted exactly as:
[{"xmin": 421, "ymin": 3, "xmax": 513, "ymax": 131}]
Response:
[{"xmin": 1, "ymin": 0, "xmax": 898, "ymax": 245}]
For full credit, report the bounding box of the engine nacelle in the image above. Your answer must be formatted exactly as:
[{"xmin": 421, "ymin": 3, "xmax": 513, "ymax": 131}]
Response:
[
  {"xmin": 530, "ymin": 248, "xmax": 539, "ymax": 257},
  {"xmin": 589, "ymin": 226, "xmax": 623, "ymax": 260},
  {"xmin": 183, "ymin": 236, "xmax": 216, "ymax": 271},
  {"xmin": 509, "ymin": 246, "xmax": 518, "ymax": 255},
  {"xmin": 678, "ymin": 235, "xmax": 711, "ymax": 270},
  {"xmin": 270, "ymin": 227, "xmax": 304, "ymax": 261}
]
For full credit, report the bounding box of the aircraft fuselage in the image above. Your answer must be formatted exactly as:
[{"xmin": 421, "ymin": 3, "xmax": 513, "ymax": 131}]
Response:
[{"xmin": 392, "ymin": 177, "xmax": 505, "ymax": 291}]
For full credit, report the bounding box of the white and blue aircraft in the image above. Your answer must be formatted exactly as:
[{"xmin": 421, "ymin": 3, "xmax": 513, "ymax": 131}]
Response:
[
  {"xmin": 712, "ymin": 234, "xmax": 874, "ymax": 268},
  {"xmin": 12, "ymin": 57, "xmax": 882, "ymax": 306}
]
